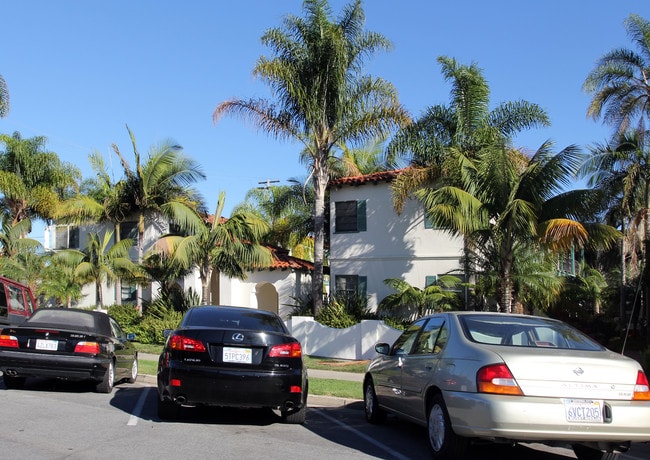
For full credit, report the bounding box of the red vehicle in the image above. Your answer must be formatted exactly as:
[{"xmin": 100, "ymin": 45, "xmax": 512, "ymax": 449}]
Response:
[{"xmin": 0, "ymin": 276, "xmax": 36, "ymax": 326}]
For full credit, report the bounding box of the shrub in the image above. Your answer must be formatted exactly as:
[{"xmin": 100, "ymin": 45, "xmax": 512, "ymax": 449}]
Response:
[{"xmin": 107, "ymin": 304, "xmax": 142, "ymax": 336}]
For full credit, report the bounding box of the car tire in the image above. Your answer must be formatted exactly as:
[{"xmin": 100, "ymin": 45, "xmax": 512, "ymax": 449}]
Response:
[
  {"xmin": 282, "ymin": 405, "xmax": 307, "ymax": 424},
  {"xmin": 364, "ymin": 379, "xmax": 386, "ymax": 424},
  {"xmin": 95, "ymin": 361, "xmax": 115, "ymax": 393},
  {"xmin": 3, "ymin": 374, "xmax": 26, "ymax": 389},
  {"xmin": 427, "ymin": 394, "xmax": 469, "ymax": 460},
  {"xmin": 158, "ymin": 398, "xmax": 180, "ymax": 420},
  {"xmin": 572, "ymin": 444, "xmax": 615, "ymax": 460},
  {"xmin": 127, "ymin": 356, "xmax": 138, "ymax": 384}
]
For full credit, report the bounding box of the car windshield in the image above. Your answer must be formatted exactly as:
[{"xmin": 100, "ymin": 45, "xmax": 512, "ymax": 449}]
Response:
[
  {"xmin": 185, "ymin": 308, "xmax": 286, "ymax": 333},
  {"xmin": 459, "ymin": 315, "xmax": 604, "ymax": 351}
]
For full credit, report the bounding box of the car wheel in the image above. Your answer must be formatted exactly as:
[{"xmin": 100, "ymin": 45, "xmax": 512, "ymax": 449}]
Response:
[
  {"xmin": 3, "ymin": 374, "xmax": 26, "ymax": 389},
  {"xmin": 127, "ymin": 357, "xmax": 138, "ymax": 384},
  {"xmin": 281, "ymin": 405, "xmax": 307, "ymax": 424},
  {"xmin": 158, "ymin": 397, "xmax": 180, "ymax": 420},
  {"xmin": 572, "ymin": 444, "xmax": 616, "ymax": 460},
  {"xmin": 427, "ymin": 394, "xmax": 468, "ymax": 460},
  {"xmin": 364, "ymin": 379, "xmax": 386, "ymax": 424},
  {"xmin": 95, "ymin": 361, "xmax": 115, "ymax": 393}
]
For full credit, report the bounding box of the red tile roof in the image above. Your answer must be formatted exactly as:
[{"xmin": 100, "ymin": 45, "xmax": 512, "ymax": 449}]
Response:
[
  {"xmin": 328, "ymin": 169, "xmax": 405, "ymax": 187},
  {"xmin": 264, "ymin": 245, "xmax": 316, "ymax": 272}
]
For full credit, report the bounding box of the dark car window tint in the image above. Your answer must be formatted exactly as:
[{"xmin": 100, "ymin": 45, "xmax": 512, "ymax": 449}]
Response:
[
  {"xmin": 185, "ymin": 308, "xmax": 286, "ymax": 333},
  {"xmin": 27, "ymin": 310, "xmax": 98, "ymax": 333},
  {"xmin": 459, "ymin": 315, "xmax": 604, "ymax": 351},
  {"xmin": 413, "ymin": 318, "xmax": 444, "ymax": 355},
  {"xmin": 391, "ymin": 319, "xmax": 427, "ymax": 356}
]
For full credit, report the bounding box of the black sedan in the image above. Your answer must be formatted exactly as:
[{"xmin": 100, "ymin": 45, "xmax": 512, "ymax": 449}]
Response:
[
  {"xmin": 157, "ymin": 305, "xmax": 308, "ymax": 423},
  {"xmin": 0, "ymin": 308, "xmax": 138, "ymax": 393}
]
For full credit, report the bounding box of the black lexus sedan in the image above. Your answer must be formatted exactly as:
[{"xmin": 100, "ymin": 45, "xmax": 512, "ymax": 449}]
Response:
[
  {"xmin": 0, "ymin": 308, "xmax": 138, "ymax": 393},
  {"xmin": 157, "ymin": 305, "xmax": 308, "ymax": 423}
]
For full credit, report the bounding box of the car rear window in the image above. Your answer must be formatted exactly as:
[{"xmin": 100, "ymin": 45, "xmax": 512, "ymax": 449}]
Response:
[
  {"xmin": 459, "ymin": 315, "xmax": 604, "ymax": 351},
  {"xmin": 26, "ymin": 309, "xmax": 98, "ymax": 333},
  {"xmin": 185, "ymin": 308, "xmax": 287, "ymax": 333}
]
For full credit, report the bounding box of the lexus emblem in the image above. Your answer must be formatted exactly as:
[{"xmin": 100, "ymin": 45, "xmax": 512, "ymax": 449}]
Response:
[
  {"xmin": 232, "ymin": 333, "xmax": 245, "ymax": 342},
  {"xmin": 573, "ymin": 367, "xmax": 584, "ymax": 376}
]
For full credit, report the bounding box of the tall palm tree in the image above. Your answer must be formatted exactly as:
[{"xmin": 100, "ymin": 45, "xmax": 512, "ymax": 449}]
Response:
[
  {"xmin": 0, "ymin": 132, "xmax": 81, "ymax": 228},
  {"xmin": 54, "ymin": 231, "xmax": 137, "ymax": 309},
  {"xmin": 388, "ymin": 56, "xmax": 550, "ymax": 209},
  {"xmin": 0, "ymin": 74, "xmax": 9, "ymax": 118},
  {"xmin": 153, "ymin": 191, "xmax": 272, "ymax": 305},
  {"xmin": 113, "ymin": 125, "xmax": 206, "ymax": 312},
  {"xmin": 214, "ymin": 0, "xmax": 410, "ymax": 314},
  {"xmin": 583, "ymin": 14, "xmax": 650, "ymax": 135}
]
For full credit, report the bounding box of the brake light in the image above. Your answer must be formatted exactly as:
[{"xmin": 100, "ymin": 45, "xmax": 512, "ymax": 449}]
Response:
[
  {"xmin": 169, "ymin": 334, "xmax": 206, "ymax": 352},
  {"xmin": 477, "ymin": 363, "xmax": 523, "ymax": 395},
  {"xmin": 0, "ymin": 335, "xmax": 19, "ymax": 348},
  {"xmin": 74, "ymin": 341, "xmax": 100, "ymax": 354},
  {"xmin": 269, "ymin": 342, "xmax": 302, "ymax": 358},
  {"xmin": 633, "ymin": 370, "xmax": 650, "ymax": 401}
]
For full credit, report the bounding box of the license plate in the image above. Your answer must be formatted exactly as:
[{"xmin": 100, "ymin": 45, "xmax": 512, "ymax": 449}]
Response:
[
  {"xmin": 564, "ymin": 399, "xmax": 603, "ymax": 423},
  {"xmin": 35, "ymin": 339, "xmax": 58, "ymax": 351},
  {"xmin": 223, "ymin": 347, "xmax": 252, "ymax": 364}
]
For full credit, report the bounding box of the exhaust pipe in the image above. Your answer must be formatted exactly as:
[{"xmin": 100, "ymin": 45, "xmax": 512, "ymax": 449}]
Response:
[
  {"xmin": 5, "ymin": 369, "xmax": 18, "ymax": 377},
  {"xmin": 175, "ymin": 395, "xmax": 187, "ymax": 404},
  {"xmin": 283, "ymin": 401, "xmax": 295, "ymax": 410}
]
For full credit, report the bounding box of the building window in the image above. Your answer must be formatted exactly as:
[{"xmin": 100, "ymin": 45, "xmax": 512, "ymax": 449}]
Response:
[
  {"xmin": 55, "ymin": 226, "xmax": 79, "ymax": 249},
  {"xmin": 424, "ymin": 206, "xmax": 442, "ymax": 229},
  {"xmin": 335, "ymin": 200, "xmax": 366, "ymax": 233},
  {"xmin": 121, "ymin": 284, "xmax": 137, "ymax": 304},
  {"xmin": 334, "ymin": 275, "xmax": 367, "ymax": 299},
  {"xmin": 120, "ymin": 222, "xmax": 138, "ymax": 241}
]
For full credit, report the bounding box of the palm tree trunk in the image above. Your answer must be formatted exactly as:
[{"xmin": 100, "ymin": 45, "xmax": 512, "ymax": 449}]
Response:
[
  {"xmin": 620, "ymin": 225, "xmax": 627, "ymax": 326},
  {"xmin": 136, "ymin": 213, "xmax": 145, "ymax": 315},
  {"xmin": 312, "ymin": 161, "xmax": 328, "ymax": 316}
]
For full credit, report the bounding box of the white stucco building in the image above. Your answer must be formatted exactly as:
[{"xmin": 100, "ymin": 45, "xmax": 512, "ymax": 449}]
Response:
[
  {"xmin": 43, "ymin": 215, "xmax": 312, "ymax": 319},
  {"xmin": 328, "ymin": 170, "xmax": 466, "ymax": 311}
]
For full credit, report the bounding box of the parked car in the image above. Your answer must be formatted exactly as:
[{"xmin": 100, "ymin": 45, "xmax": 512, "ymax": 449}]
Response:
[
  {"xmin": 0, "ymin": 275, "xmax": 37, "ymax": 326},
  {"xmin": 363, "ymin": 311, "xmax": 650, "ymax": 460},
  {"xmin": 157, "ymin": 305, "xmax": 308, "ymax": 423},
  {"xmin": 0, "ymin": 308, "xmax": 137, "ymax": 393}
]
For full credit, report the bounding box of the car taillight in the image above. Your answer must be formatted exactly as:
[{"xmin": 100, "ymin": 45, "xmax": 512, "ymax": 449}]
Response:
[
  {"xmin": 477, "ymin": 363, "xmax": 523, "ymax": 396},
  {"xmin": 633, "ymin": 370, "xmax": 650, "ymax": 401},
  {"xmin": 0, "ymin": 335, "xmax": 19, "ymax": 348},
  {"xmin": 169, "ymin": 334, "xmax": 206, "ymax": 352},
  {"xmin": 268, "ymin": 342, "xmax": 302, "ymax": 358},
  {"xmin": 74, "ymin": 341, "xmax": 100, "ymax": 354}
]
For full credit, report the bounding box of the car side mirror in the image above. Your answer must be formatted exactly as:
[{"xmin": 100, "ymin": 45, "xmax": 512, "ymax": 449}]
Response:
[
  {"xmin": 375, "ymin": 342, "xmax": 390, "ymax": 355},
  {"xmin": 162, "ymin": 329, "xmax": 172, "ymax": 338},
  {"xmin": 126, "ymin": 333, "xmax": 136, "ymax": 341}
]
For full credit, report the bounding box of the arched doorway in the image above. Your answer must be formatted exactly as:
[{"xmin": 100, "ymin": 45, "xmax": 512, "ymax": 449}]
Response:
[{"xmin": 256, "ymin": 283, "xmax": 278, "ymax": 314}]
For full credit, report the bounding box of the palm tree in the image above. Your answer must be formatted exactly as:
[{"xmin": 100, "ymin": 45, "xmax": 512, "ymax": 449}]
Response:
[
  {"xmin": 580, "ymin": 129, "xmax": 650, "ymax": 324},
  {"xmin": 153, "ymin": 191, "xmax": 272, "ymax": 305},
  {"xmin": 113, "ymin": 125, "xmax": 206, "ymax": 312},
  {"xmin": 54, "ymin": 231, "xmax": 137, "ymax": 309},
  {"xmin": 55, "ymin": 151, "xmax": 131, "ymax": 304},
  {"xmin": 39, "ymin": 256, "xmax": 83, "ymax": 308},
  {"xmin": 0, "ymin": 132, "xmax": 81, "ymax": 228},
  {"xmin": 388, "ymin": 56, "xmax": 550, "ymax": 210},
  {"xmin": 583, "ymin": 14, "xmax": 650, "ymax": 135},
  {"xmin": 0, "ymin": 74, "xmax": 9, "ymax": 118},
  {"xmin": 378, "ymin": 276, "xmax": 461, "ymax": 320},
  {"xmin": 214, "ymin": 0, "xmax": 410, "ymax": 314},
  {"xmin": 418, "ymin": 141, "xmax": 619, "ymax": 313},
  {"xmin": 235, "ymin": 181, "xmax": 313, "ymax": 256}
]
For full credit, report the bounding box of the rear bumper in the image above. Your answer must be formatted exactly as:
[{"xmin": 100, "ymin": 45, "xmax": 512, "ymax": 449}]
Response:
[
  {"xmin": 0, "ymin": 350, "xmax": 110, "ymax": 381},
  {"xmin": 158, "ymin": 361, "xmax": 307, "ymax": 409},
  {"xmin": 444, "ymin": 390, "xmax": 650, "ymax": 443}
]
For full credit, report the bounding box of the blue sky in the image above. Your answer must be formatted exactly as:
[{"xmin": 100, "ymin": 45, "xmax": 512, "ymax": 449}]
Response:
[{"xmin": 2, "ymin": 1, "xmax": 649, "ymax": 243}]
